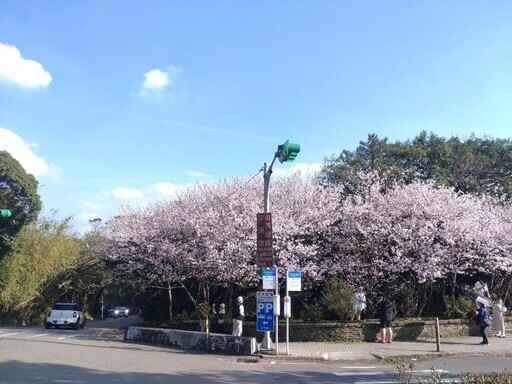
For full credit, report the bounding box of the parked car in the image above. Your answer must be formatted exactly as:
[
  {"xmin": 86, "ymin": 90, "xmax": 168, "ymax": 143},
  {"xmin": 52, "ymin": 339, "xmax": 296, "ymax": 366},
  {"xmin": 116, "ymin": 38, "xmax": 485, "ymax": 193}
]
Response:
[
  {"xmin": 108, "ymin": 306, "xmax": 130, "ymax": 318},
  {"xmin": 45, "ymin": 303, "xmax": 86, "ymax": 330}
]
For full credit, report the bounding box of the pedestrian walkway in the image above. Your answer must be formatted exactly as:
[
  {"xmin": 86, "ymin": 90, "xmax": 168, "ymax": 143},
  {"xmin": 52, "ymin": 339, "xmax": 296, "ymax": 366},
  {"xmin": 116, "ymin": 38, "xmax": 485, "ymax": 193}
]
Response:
[{"xmin": 259, "ymin": 336, "xmax": 512, "ymax": 362}]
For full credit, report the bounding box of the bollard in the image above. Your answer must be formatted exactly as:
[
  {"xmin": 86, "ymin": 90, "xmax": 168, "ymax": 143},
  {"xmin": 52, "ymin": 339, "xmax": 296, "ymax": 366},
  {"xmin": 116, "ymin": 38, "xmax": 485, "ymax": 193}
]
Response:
[{"xmin": 435, "ymin": 317, "xmax": 440, "ymax": 352}]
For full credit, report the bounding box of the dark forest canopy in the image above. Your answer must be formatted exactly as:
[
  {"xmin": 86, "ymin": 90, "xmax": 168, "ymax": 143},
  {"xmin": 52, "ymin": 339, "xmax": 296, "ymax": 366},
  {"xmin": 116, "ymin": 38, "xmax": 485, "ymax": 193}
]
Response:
[{"xmin": 316, "ymin": 131, "xmax": 512, "ymax": 199}]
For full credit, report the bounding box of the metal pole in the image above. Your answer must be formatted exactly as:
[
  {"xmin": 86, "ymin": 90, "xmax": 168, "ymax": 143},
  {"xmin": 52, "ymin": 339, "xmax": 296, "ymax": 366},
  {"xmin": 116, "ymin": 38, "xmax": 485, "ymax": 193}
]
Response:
[
  {"xmin": 286, "ymin": 280, "xmax": 290, "ymax": 355},
  {"xmin": 275, "ymin": 267, "xmax": 279, "ymax": 355},
  {"xmin": 261, "ymin": 162, "xmax": 275, "ymax": 350},
  {"xmin": 435, "ymin": 317, "xmax": 440, "ymax": 352},
  {"xmin": 263, "ymin": 162, "xmax": 270, "ymax": 212}
]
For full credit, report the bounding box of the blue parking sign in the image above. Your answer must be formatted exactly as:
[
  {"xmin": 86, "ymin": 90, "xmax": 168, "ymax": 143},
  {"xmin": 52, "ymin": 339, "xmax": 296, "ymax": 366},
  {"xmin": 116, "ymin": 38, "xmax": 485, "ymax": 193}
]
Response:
[{"xmin": 256, "ymin": 291, "xmax": 274, "ymax": 332}]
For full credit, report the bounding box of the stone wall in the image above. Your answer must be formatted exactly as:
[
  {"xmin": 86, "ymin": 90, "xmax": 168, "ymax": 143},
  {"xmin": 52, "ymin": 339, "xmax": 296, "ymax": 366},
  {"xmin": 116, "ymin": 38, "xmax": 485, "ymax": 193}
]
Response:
[
  {"xmin": 124, "ymin": 326, "xmax": 258, "ymax": 355},
  {"xmin": 166, "ymin": 318, "xmax": 510, "ymax": 342},
  {"xmin": 256, "ymin": 318, "xmax": 509, "ymax": 342}
]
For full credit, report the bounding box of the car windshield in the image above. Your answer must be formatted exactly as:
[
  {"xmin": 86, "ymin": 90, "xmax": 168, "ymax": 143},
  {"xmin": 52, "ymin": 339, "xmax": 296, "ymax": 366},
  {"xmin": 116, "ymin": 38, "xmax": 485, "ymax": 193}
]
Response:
[{"xmin": 53, "ymin": 304, "xmax": 77, "ymax": 311}]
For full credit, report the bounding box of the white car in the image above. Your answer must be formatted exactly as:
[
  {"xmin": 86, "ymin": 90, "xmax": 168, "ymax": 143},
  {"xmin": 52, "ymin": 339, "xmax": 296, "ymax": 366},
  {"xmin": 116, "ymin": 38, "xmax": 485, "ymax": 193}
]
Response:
[{"xmin": 45, "ymin": 303, "xmax": 86, "ymax": 330}]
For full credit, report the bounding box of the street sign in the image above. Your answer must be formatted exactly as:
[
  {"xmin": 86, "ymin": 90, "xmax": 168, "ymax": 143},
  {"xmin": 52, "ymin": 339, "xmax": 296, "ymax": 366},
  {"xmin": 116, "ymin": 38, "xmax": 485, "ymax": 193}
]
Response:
[
  {"xmin": 262, "ymin": 268, "xmax": 276, "ymax": 290},
  {"xmin": 256, "ymin": 213, "xmax": 273, "ymax": 267},
  {"xmin": 256, "ymin": 291, "xmax": 275, "ymax": 332},
  {"xmin": 286, "ymin": 270, "xmax": 302, "ymax": 292}
]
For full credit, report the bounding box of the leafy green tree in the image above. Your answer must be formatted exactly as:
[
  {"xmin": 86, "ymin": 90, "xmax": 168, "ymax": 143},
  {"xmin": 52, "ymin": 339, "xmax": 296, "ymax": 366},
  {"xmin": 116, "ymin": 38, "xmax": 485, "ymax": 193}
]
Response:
[
  {"xmin": 73, "ymin": 220, "xmax": 114, "ymax": 318},
  {"xmin": 0, "ymin": 216, "xmax": 80, "ymax": 325},
  {"xmin": 0, "ymin": 151, "xmax": 42, "ymax": 258},
  {"xmin": 317, "ymin": 131, "xmax": 512, "ymax": 200}
]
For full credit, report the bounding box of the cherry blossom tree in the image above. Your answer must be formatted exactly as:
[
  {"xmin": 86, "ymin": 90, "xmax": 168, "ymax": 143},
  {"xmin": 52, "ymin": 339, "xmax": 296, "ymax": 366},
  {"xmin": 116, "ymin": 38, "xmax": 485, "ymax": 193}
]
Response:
[
  {"xmin": 102, "ymin": 174, "xmax": 343, "ymax": 318},
  {"xmin": 327, "ymin": 175, "xmax": 512, "ymax": 316},
  {"xmin": 102, "ymin": 171, "xmax": 512, "ymax": 320}
]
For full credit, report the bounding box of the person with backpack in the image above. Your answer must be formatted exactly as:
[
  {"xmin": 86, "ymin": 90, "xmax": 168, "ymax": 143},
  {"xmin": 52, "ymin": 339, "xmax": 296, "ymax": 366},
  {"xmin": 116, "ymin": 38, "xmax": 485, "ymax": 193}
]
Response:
[{"xmin": 476, "ymin": 302, "xmax": 491, "ymax": 345}]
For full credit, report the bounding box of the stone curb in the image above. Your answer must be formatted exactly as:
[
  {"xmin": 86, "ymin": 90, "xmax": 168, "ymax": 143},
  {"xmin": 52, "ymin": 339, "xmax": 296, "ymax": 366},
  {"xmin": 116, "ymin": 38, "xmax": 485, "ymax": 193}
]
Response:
[{"xmin": 253, "ymin": 347, "xmax": 512, "ymax": 363}]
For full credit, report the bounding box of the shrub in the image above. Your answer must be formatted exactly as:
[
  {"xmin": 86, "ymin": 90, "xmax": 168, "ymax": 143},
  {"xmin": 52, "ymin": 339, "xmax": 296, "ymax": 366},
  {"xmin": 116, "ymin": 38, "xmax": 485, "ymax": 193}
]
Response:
[
  {"xmin": 459, "ymin": 372, "xmax": 512, "ymax": 383},
  {"xmin": 396, "ymin": 360, "xmax": 512, "ymax": 383},
  {"xmin": 320, "ymin": 276, "xmax": 353, "ymax": 320},
  {"xmin": 444, "ymin": 295, "xmax": 474, "ymax": 319},
  {"xmin": 299, "ymin": 302, "xmax": 324, "ymax": 323},
  {"xmin": 173, "ymin": 311, "xmax": 191, "ymax": 323}
]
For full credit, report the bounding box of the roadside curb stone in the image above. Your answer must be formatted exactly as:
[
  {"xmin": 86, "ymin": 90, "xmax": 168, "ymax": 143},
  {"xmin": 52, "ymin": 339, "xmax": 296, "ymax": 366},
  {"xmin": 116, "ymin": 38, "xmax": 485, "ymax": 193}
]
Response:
[{"xmin": 253, "ymin": 336, "xmax": 512, "ymax": 362}]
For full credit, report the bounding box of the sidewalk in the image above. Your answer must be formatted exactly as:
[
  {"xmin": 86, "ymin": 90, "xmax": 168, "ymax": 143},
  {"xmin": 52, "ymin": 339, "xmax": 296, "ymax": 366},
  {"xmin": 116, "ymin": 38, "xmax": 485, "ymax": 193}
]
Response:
[{"xmin": 258, "ymin": 336, "xmax": 512, "ymax": 362}]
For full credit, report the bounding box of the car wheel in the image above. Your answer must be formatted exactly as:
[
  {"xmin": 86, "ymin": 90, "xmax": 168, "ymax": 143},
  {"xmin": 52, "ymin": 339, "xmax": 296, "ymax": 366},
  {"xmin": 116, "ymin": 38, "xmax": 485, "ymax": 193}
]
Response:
[
  {"xmin": 80, "ymin": 318, "xmax": 86, "ymax": 329},
  {"xmin": 45, "ymin": 322, "xmax": 51, "ymax": 329},
  {"xmin": 72, "ymin": 322, "xmax": 79, "ymax": 330}
]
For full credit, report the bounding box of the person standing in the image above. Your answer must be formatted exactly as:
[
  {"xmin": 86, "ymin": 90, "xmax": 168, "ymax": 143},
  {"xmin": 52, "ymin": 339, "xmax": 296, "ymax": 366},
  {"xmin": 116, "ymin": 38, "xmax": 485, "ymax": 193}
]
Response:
[
  {"xmin": 473, "ymin": 281, "xmax": 491, "ymax": 307},
  {"xmin": 215, "ymin": 303, "xmax": 226, "ymax": 334},
  {"xmin": 350, "ymin": 287, "xmax": 367, "ymax": 321},
  {"xmin": 492, "ymin": 298, "xmax": 507, "ymax": 338},
  {"xmin": 377, "ymin": 295, "xmax": 394, "ymax": 343},
  {"xmin": 476, "ymin": 302, "xmax": 490, "ymax": 345},
  {"xmin": 231, "ymin": 296, "xmax": 245, "ymax": 336}
]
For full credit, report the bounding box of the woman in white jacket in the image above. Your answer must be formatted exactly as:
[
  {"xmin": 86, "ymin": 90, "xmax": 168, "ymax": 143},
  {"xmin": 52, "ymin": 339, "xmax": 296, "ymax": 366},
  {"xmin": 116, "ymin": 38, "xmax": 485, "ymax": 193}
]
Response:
[
  {"xmin": 350, "ymin": 287, "xmax": 366, "ymax": 321},
  {"xmin": 492, "ymin": 298, "xmax": 507, "ymax": 338}
]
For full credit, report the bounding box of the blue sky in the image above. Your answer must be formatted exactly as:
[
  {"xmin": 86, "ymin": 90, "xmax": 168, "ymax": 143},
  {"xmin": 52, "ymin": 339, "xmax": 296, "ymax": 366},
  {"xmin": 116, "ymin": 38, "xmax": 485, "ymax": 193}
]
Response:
[{"xmin": 1, "ymin": 1, "xmax": 511, "ymax": 233}]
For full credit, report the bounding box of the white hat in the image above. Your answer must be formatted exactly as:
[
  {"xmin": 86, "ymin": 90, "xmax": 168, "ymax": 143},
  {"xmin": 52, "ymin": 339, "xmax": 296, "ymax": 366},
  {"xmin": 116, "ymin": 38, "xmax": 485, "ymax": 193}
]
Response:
[{"xmin": 237, "ymin": 296, "xmax": 243, "ymax": 303}]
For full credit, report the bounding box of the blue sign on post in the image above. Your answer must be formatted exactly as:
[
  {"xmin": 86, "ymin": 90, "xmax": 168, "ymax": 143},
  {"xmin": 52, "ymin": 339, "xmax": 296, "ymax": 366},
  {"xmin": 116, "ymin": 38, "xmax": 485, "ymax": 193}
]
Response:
[
  {"xmin": 262, "ymin": 268, "xmax": 276, "ymax": 290},
  {"xmin": 287, "ymin": 270, "xmax": 302, "ymax": 292},
  {"xmin": 256, "ymin": 291, "xmax": 275, "ymax": 332}
]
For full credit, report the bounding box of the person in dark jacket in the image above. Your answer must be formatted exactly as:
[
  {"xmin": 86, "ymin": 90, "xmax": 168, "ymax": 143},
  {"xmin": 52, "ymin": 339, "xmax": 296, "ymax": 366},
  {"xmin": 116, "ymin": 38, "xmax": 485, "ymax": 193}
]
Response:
[
  {"xmin": 476, "ymin": 302, "xmax": 490, "ymax": 345},
  {"xmin": 377, "ymin": 295, "xmax": 394, "ymax": 343}
]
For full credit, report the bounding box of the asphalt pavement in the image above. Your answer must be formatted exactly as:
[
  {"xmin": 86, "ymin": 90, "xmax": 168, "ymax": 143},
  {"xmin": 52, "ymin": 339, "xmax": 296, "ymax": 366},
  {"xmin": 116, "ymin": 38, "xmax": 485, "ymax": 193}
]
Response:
[{"xmin": 259, "ymin": 335, "xmax": 512, "ymax": 362}]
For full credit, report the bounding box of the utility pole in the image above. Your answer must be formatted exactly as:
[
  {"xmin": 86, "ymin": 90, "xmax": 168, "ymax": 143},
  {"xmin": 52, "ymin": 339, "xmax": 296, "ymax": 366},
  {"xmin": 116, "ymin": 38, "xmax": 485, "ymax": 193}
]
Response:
[{"xmin": 259, "ymin": 140, "xmax": 300, "ymax": 351}]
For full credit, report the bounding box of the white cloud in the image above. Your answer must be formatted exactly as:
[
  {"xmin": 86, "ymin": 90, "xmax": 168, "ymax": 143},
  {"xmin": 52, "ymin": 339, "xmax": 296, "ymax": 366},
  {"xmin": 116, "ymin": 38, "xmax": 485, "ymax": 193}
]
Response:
[
  {"xmin": 150, "ymin": 181, "xmax": 192, "ymax": 199},
  {"xmin": 0, "ymin": 127, "xmax": 62, "ymax": 180},
  {"xmin": 0, "ymin": 43, "xmax": 52, "ymax": 88},
  {"xmin": 290, "ymin": 162, "xmax": 323, "ymax": 175},
  {"xmin": 106, "ymin": 182, "xmax": 190, "ymax": 212},
  {"xmin": 151, "ymin": 182, "xmax": 181, "ymax": 196},
  {"xmin": 139, "ymin": 66, "xmax": 180, "ymax": 97},
  {"xmin": 272, "ymin": 162, "xmax": 323, "ymax": 178},
  {"xmin": 111, "ymin": 187, "xmax": 145, "ymax": 201}
]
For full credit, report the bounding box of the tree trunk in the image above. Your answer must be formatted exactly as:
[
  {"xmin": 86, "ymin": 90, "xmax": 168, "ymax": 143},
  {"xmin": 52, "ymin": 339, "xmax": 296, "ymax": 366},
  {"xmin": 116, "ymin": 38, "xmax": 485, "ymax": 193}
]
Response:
[{"xmin": 167, "ymin": 283, "xmax": 173, "ymax": 322}]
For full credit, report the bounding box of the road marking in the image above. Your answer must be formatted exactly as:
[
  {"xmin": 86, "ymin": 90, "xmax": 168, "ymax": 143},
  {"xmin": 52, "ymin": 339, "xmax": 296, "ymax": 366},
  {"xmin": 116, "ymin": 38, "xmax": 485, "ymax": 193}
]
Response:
[
  {"xmin": 354, "ymin": 381, "xmax": 397, "ymax": 384},
  {"xmin": 412, "ymin": 369, "xmax": 450, "ymax": 374},
  {"xmin": 335, "ymin": 372, "xmax": 382, "ymax": 376},
  {"xmin": 57, "ymin": 335, "xmax": 78, "ymax": 340},
  {"xmin": 26, "ymin": 333, "xmax": 49, "ymax": 338},
  {"xmin": 0, "ymin": 332, "xmax": 22, "ymax": 337}
]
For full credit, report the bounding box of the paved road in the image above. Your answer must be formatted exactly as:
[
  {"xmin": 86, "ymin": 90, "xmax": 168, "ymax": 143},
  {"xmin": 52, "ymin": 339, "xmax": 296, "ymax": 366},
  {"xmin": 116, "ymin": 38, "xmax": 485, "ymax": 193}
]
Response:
[{"xmin": 1, "ymin": 319, "xmax": 511, "ymax": 383}]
